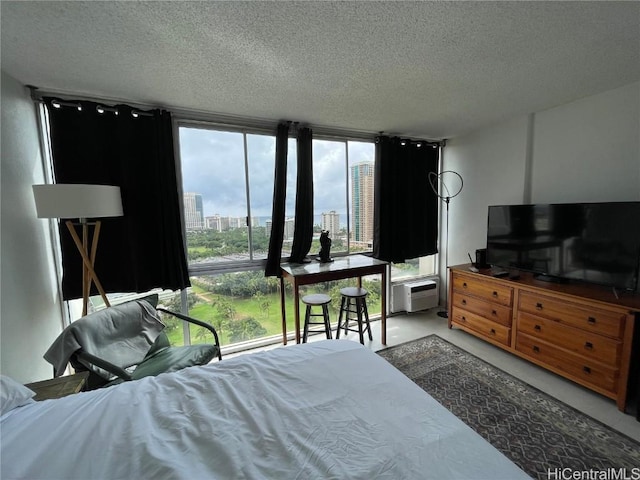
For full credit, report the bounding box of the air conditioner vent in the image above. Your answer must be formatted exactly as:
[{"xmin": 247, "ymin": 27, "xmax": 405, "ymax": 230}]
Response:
[{"xmin": 391, "ymin": 278, "xmax": 439, "ymax": 313}]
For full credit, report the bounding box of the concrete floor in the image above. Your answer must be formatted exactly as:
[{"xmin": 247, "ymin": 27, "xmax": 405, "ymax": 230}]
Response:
[{"xmin": 231, "ymin": 309, "xmax": 640, "ymax": 441}]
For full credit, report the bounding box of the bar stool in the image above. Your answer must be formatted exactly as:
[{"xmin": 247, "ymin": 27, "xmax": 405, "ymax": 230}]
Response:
[
  {"xmin": 301, "ymin": 294, "xmax": 333, "ymax": 343},
  {"xmin": 336, "ymin": 287, "xmax": 372, "ymax": 345}
]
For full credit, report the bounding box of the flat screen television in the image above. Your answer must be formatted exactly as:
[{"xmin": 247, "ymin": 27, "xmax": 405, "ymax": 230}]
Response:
[{"xmin": 486, "ymin": 202, "xmax": 640, "ymax": 291}]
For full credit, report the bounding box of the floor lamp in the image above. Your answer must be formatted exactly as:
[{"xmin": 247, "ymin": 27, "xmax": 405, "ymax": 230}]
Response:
[
  {"xmin": 428, "ymin": 171, "xmax": 464, "ymax": 319},
  {"xmin": 33, "ymin": 184, "xmax": 123, "ymax": 316}
]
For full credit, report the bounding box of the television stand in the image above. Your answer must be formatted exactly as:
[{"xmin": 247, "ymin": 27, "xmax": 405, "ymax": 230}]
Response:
[
  {"xmin": 447, "ymin": 264, "xmax": 640, "ymax": 412},
  {"xmin": 533, "ymin": 273, "xmax": 569, "ymax": 284}
]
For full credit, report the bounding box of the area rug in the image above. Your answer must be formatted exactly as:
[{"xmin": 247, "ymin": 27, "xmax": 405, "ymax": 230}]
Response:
[{"xmin": 377, "ymin": 335, "xmax": 640, "ymax": 480}]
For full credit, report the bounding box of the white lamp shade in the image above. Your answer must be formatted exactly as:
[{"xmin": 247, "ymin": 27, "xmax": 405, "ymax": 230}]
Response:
[{"xmin": 32, "ymin": 184, "xmax": 123, "ymax": 219}]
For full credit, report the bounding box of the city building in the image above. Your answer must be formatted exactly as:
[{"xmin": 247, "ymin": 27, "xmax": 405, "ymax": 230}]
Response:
[
  {"xmin": 321, "ymin": 211, "xmax": 340, "ymax": 236},
  {"xmin": 205, "ymin": 215, "xmax": 253, "ymax": 231},
  {"xmin": 350, "ymin": 162, "xmax": 374, "ymax": 245},
  {"xmin": 184, "ymin": 192, "xmax": 204, "ymax": 230},
  {"xmin": 284, "ymin": 218, "xmax": 295, "ymax": 240},
  {"xmin": 265, "ymin": 218, "xmax": 295, "ymax": 240}
]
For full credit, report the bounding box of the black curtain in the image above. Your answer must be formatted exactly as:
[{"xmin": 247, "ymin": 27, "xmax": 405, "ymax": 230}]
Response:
[
  {"xmin": 289, "ymin": 127, "xmax": 314, "ymax": 263},
  {"xmin": 44, "ymin": 97, "xmax": 190, "ymax": 299},
  {"xmin": 265, "ymin": 123, "xmax": 290, "ymax": 277},
  {"xmin": 373, "ymin": 136, "xmax": 439, "ymax": 263}
]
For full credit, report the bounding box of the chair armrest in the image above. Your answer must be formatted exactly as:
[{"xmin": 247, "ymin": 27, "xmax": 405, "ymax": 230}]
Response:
[
  {"xmin": 157, "ymin": 308, "xmax": 222, "ymax": 361},
  {"xmin": 76, "ymin": 350, "xmax": 133, "ymax": 381}
]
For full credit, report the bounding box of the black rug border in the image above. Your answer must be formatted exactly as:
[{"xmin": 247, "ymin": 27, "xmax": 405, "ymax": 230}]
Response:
[{"xmin": 377, "ymin": 333, "xmax": 640, "ymax": 446}]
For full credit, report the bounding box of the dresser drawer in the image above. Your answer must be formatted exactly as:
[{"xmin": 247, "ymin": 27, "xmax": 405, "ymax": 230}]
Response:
[
  {"xmin": 451, "ymin": 309, "xmax": 511, "ymax": 346},
  {"xmin": 516, "ymin": 333, "xmax": 618, "ymax": 393},
  {"xmin": 452, "ymin": 274, "xmax": 513, "ymax": 307},
  {"xmin": 518, "ymin": 291, "xmax": 625, "ymax": 339},
  {"xmin": 452, "ymin": 292, "xmax": 512, "ymax": 327},
  {"xmin": 517, "ymin": 312, "xmax": 621, "ymax": 367}
]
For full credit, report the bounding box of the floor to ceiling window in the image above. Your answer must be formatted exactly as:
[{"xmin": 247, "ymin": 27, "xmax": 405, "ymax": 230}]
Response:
[
  {"xmin": 36, "ymin": 99, "xmax": 437, "ymax": 352},
  {"xmin": 68, "ymin": 120, "xmax": 435, "ymax": 350},
  {"xmin": 176, "ymin": 123, "xmax": 384, "ymax": 349}
]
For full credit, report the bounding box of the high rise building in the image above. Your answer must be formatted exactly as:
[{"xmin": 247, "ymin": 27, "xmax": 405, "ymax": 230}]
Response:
[
  {"xmin": 265, "ymin": 218, "xmax": 295, "ymax": 240},
  {"xmin": 321, "ymin": 211, "xmax": 340, "ymax": 236},
  {"xmin": 284, "ymin": 218, "xmax": 295, "ymax": 240},
  {"xmin": 205, "ymin": 215, "xmax": 254, "ymax": 231},
  {"xmin": 350, "ymin": 162, "xmax": 374, "ymax": 245},
  {"xmin": 184, "ymin": 192, "xmax": 204, "ymax": 230}
]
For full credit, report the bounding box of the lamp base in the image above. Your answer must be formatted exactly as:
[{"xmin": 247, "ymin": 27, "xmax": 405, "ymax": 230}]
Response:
[
  {"xmin": 437, "ymin": 310, "xmax": 448, "ymax": 319},
  {"xmin": 65, "ymin": 220, "xmax": 111, "ymax": 316}
]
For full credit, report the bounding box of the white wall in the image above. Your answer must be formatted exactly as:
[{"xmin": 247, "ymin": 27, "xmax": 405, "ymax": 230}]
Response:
[
  {"xmin": 441, "ymin": 81, "xmax": 640, "ymax": 297},
  {"xmin": 1, "ymin": 71, "xmax": 65, "ymax": 382},
  {"xmin": 532, "ymin": 82, "xmax": 640, "ymax": 203},
  {"xmin": 442, "ymin": 116, "xmax": 530, "ymax": 272}
]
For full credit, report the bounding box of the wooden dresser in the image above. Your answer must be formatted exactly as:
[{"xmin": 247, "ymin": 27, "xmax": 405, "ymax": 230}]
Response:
[{"xmin": 448, "ymin": 264, "xmax": 640, "ymax": 411}]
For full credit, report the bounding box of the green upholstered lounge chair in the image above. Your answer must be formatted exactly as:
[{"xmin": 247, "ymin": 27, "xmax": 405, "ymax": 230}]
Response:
[{"xmin": 44, "ymin": 294, "xmax": 221, "ymax": 390}]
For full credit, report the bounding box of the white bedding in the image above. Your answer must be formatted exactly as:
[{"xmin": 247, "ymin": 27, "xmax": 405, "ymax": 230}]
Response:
[{"xmin": 1, "ymin": 340, "xmax": 529, "ymax": 479}]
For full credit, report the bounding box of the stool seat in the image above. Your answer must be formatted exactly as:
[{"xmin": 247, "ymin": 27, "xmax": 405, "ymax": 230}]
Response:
[
  {"xmin": 337, "ymin": 287, "xmax": 372, "ymax": 345},
  {"xmin": 301, "ymin": 294, "xmax": 332, "ymax": 343},
  {"xmin": 302, "ymin": 294, "xmax": 331, "ymax": 306},
  {"xmin": 339, "ymin": 287, "xmax": 368, "ymax": 298}
]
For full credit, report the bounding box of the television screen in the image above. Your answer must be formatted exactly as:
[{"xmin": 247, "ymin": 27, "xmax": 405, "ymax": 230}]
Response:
[{"xmin": 486, "ymin": 202, "xmax": 640, "ymax": 291}]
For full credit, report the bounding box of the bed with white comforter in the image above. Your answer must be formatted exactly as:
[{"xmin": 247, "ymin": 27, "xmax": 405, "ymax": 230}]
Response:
[{"xmin": 1, "ymin": 340, "xmax": 529, "ymax": 479}]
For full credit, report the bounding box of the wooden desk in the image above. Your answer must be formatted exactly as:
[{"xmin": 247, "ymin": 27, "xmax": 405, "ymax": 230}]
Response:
[
  {"xmin": 280, "ymin": 254, "xmax": 388, "ymax": 345},
  {"xmin": 25, "ymin": 371, "xmax": 89, "ymax": 401}
]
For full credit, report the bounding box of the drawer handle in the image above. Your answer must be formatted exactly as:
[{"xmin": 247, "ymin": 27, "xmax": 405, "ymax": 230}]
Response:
[
  {"xmin": 534, "ymin": 324, "xmax": 541, "ymax": 331},
  {"xmin": 463, "ymin": 282, "xmax": 468, "ymax": 288},
  {"xmin": 583, "ymin": 366, "xmax": 591, "ymax": 374},
  {"xmin": 532, "ymin": 345, "xmax": 540, "ymax": 353},
  {"xmin": 461, "ymin": 316, "xmax": 466, "ymax": 322},
  {"xmin": 535, "ymin": 302, "xmax": 543, "ymax": 310},
  {"xmin": 491, "ymin": 310, "xmax": 497, "ymax": 316},
  {"xmin": 584, "ymin": 342, "xmax": 593, "ymax": 350},
  {"xmin": 490, "ymin": 328, "xmax": 496, "ymax": 335},
  {"xmin": 587, "ymin": 317, "xmax": 596, "ymax": 324},
  {"xmin": 492, "ymin": 291, "xmax": 498, "ymax": 297},
  {"xmin": 461, "ymin": 299, "xmax": 467, "ymax": 305}
]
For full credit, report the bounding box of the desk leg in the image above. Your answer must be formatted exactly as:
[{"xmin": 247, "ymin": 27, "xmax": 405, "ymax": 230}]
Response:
[
  {"xmin": 381, "ymin": 267, "xmax": 387, "ymax": 345},
  {"xmin": 294, "ymin": 282, "xmax": 301, "ymax": 344},
  {"xmin": 280, "ymin": 277, "xmax": 287, "ymax": 345}
]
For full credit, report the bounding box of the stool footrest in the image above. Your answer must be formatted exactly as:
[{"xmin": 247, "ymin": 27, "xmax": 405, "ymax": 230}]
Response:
[
  {"xmin": 302, "ymin": 301, "xmax": 332, "ymax": 343},
  {"xmin": 336, "ymin": 293, "xmax": 373, "ymax": 345}
]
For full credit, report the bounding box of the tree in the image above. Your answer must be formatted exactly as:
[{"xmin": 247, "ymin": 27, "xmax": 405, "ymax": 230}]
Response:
[
  {"xmin": 212, "ymin": 296, "xmax": 236, "ymax": 321},
  {"xmin": 227, "ymin": 317, "xmax": 267, "ymax": 343},
  {"xmin": 209, "ymin": 316, "xmax": 229, "ymax": 342},
  {"xmin": 252, "ymin": 291, "xmax": 271, "ymax": 318}
]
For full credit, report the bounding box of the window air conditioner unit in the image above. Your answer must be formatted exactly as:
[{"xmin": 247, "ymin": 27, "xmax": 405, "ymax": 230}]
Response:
[{"xmin": 403, "ymin": 279, "xmax": 439, "ymax": 313}]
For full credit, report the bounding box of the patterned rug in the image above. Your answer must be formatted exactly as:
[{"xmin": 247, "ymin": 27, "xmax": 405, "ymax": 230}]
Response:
[{"xmin": 377, "ymin": 335, "xmax": 640, "ymax": 480}]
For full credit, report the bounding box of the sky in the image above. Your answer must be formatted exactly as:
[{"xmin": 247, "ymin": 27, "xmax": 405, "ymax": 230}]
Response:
[{"xmin": 178, "ymin": 126, "xmax": 374, "ymax": 220}]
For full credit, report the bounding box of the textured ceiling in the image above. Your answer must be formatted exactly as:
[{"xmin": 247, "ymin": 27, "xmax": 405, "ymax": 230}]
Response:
[{"xmin": 1, "ymin": 1, "xmax": 639, "ymax": 139}]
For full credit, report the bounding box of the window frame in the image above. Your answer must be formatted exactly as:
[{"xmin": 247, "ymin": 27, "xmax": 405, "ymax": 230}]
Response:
[{"xmin": 174, "ymin": 119, "xmax": 377, "ymax": 278}]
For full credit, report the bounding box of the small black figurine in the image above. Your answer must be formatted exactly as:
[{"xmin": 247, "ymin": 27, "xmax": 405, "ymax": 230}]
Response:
[{"xmin": 317, "ymin": 230, "xmax": 333, "ymax": 263}]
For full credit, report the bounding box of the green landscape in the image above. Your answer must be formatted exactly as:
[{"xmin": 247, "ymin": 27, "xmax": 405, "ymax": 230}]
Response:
[
  {"xmin": 159, "ymin": 271, "xmax": 382, "ymax": 347},
  {"xmin": 155, "ymin": 225, "xmax": 427, "ymax": 348},
  {"xmin": 157, "ymin": 227, "xmax": 384, "ymax": 347}
]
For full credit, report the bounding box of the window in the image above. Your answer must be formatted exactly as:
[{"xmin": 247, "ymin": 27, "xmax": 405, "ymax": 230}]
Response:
[
  {"xmin": 390, "ymin": 256, "xmax": 437, "ymax": 282},
  {"xmin": 51, "ymin": 115, "xmax": 434, "ymax": 350},
  {"xmin": 177, "ymin": 124, "xmax": 380, "ymax": 348}
]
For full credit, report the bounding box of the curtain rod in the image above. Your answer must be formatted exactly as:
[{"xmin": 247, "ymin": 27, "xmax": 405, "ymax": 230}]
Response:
[
  {"xmin": 375, "ymin": 134, "xmax": 446, "ymax": 148},
  {"xmin": 28, "ymin": 85, "xmax": 445, "ymax": 144},
  {"xmin": 30, "ymin": 86, "xmax": 153, "ymax": 117}
]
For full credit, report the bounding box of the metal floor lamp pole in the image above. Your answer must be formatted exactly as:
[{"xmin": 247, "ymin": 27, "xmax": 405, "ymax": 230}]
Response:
[
  {"xmin": 437, "ymin": 196, "xmax": 450, "ymax": 319},
  {"xmin": 429, "ymin": 170, "xmax": 463, "ymax": 320}
]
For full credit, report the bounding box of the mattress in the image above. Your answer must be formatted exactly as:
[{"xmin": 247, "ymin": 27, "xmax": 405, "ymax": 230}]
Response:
[{"xmin": 1, "ymin": 339, "xmax": 529, "ymax": 479}]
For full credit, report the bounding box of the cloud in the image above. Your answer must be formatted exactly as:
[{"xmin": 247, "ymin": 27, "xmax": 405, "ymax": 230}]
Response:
[{"xmin": 178, "ymin": 127, "xmax": 374, "ymax": 220}]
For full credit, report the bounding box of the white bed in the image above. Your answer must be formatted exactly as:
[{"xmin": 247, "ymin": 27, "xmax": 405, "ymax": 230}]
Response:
[{"xmin": 1, "ymin": 340, "xmax": 529, "ymax": 479}]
